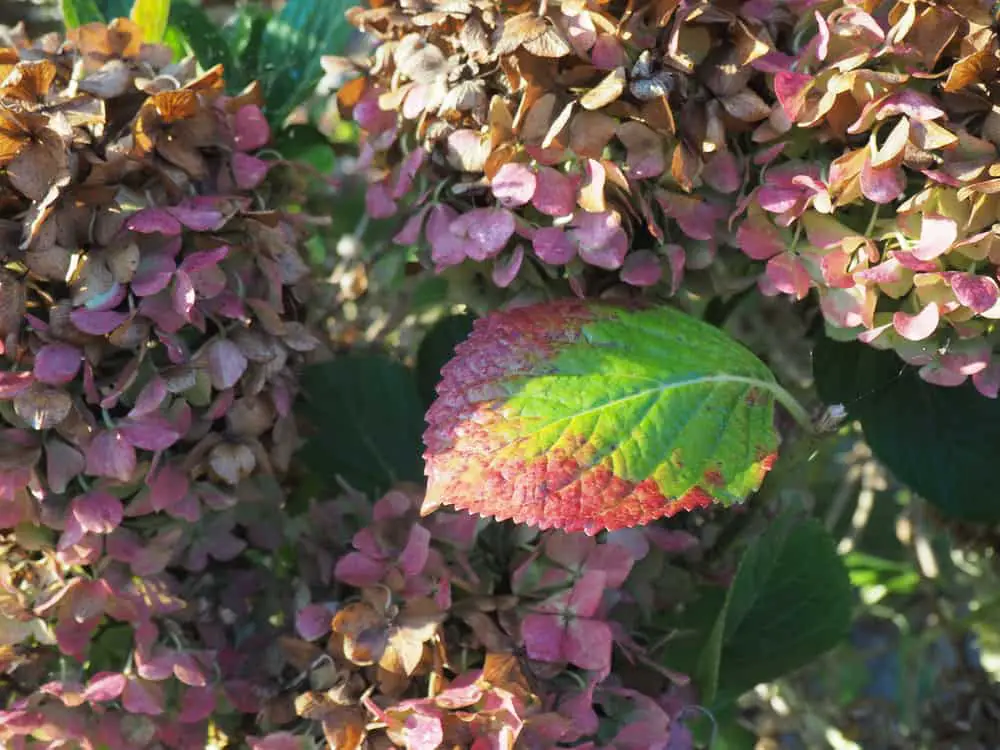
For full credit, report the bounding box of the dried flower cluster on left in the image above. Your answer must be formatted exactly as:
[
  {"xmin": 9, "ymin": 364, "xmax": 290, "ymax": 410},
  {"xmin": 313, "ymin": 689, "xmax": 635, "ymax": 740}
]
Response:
[{"xmin": 0, "ymin": 18, "xmax": 317, "ymax": 747}]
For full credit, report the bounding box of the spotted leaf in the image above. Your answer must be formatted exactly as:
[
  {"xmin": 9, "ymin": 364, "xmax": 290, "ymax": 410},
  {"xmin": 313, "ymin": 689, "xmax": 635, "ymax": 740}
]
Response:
[{"xmin": 422, "ymin": 301, "xmax": 781, "ymax": 534}]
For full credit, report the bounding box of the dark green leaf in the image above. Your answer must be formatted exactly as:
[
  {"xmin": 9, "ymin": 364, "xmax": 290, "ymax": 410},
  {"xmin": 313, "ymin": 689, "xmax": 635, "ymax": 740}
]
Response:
[
  {"xmin": 416, "ymin": 313, "xmax": 476, "ymax": 408},
  {"xmin": 696, "ymin": 513, "xmax": 852, "ymax": 705},
  {"xmin": 298, "ymin": 355, "xmax": 425, "ymax": 496},
  {"xmin": 61, "ymin": 0, "xmax": 105, "ymax": 27},
  {"xmin": 274, "ymin": 124, "xmax": 336, "ymax": 173},
  {"xmin": 257, "ymin": 0, "xmax": 354, "ymax": 125},
  {"xmin": 813, "ymin": 337, "xmax": 1000, "ymax": 522},
  {"xmin": 97, "ymin": 0, "xmax": 132, "ymax": 19},
  {"xmin": 168, "ymin": 1, "xmax": 238, "ymax": 83}
]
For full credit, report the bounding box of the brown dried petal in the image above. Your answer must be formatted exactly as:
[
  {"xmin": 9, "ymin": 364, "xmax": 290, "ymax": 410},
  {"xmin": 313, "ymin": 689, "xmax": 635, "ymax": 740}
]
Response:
[
  {"xmin": 719, "ymin": 90, "xmax": 771, "ymax": 122},
  {"xmin": 569, "ymin": 110, "xmax": 617, "ymax": 157},
  {"xmin": 580, "ymin": 67, "xmax": 626, "ymax": 110},
  {"xmin": 0, "ymin": 269, "xmax": 25, "ymax": 337},
  {"xmin": 208, "ymin": 442, "xmax": 256, "ymax": 485},
  {"xmin": 14, "ymin": 385, "xmax": 72, "ymax": 430}
]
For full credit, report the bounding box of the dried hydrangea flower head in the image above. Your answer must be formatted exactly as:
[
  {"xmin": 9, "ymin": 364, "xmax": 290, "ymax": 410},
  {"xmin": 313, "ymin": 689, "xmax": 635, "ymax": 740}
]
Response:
[
  {"xmin": 332, "ymin": 0, "xmax": 795, "ymax": 295},
  {"xmin": 0, "ymin": 20, "xmax": 314, "ymax": 745},
  {"xmin": 732, "ymin": 0, "xmax": 1000, "ymax": 395}
]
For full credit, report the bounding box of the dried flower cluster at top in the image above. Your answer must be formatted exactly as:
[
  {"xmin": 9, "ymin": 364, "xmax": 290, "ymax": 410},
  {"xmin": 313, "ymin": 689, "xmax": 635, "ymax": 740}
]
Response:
[
  {"xmin": 0, "ymin": 19, "xmax": 315, "ymax": 747},
  {"xmin": 334, "ymin": 0, "xmax": 788, "ymax": 293},
  {"xmin": 337, "ymin": 0, "xmax": 1000, "ymax": 397}
]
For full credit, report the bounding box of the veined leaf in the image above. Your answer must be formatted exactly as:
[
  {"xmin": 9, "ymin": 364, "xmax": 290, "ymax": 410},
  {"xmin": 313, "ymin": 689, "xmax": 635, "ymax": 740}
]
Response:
[
  {"xmin": 130, "ymin": 0, "xmax": 170, "ymax": 43},
  {"xmin": 695, "ymin": 514, "xmax": 852, "ymax": 705},
  {"xmin": 257, "ymin": 0, "xmax": 354, "ymax": 125},
  {"xmin": 422, "ymin": 300, "xmax": 785, "ymax": 534},
  {"xmin": 168, "ymin": 1, "xmax": 239, "ymax": 86},
  {"xmin": 61, "ymin": 0, "xmax": 105, "ymax": 27}
]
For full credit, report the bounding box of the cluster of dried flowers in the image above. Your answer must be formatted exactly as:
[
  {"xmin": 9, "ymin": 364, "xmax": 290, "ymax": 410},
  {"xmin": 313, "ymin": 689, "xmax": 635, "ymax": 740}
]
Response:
[
  {"xmin": 335, "ymin": 0, "xmax": 1000, "ymax": 396},
  {"xmin": 261, "ymin": 487, "xmax": 702, "ymax": 750},
  {"xmin": 0, "ymin": 18, "xmax": 318, "ymax": 747}
]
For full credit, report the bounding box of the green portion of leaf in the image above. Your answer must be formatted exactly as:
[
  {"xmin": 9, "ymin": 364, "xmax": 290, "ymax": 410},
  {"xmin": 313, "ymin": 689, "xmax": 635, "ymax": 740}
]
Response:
[
  {"xmin": 274, "ymin": 124, "xmax": 336, "ymax": 173},
  {"xmin": 503, "ymin": 306, "xmax": 779, "ymax": 502},
  {"xmin": 298, "ymin": 355, "xmax": 425, "ymax": 496},
  {"xmin": 130, "ymin": 0, "xmax": 170, "ymax": 42},
  {"xmin": 416, "ymin": 313, "xmax": 476, "ymax": 408},
  {"xmin": 813, "ymin": 336, "xmax": 1000, "ymax": 523},
  {"xmin": 61, "ymin": 0, "xmax": 105, "ymax": 27},
  {"xmin": 97, "ymin": 0, "xmax": 132, "ymax": 20},
  {"xmin": 696, "ymin": 514, "xmax": 853, "ymax": 705},
  {"xmin": 256, "ymin": 0, "xmax": 354, "ymax": 125},
  {"xmin": 168, "ymin": 1, "xmax": 238, "ymax": 81}
]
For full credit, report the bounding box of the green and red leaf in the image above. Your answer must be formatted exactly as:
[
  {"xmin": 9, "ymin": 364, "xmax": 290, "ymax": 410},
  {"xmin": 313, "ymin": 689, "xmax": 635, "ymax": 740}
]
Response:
[{"xmin": 422, "ymin": 300, "xmax": 780, "ymax": 534}]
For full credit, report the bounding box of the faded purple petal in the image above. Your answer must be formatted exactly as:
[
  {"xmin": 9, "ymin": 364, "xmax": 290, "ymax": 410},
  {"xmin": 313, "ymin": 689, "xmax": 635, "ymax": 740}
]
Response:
[
  {"xmin": 70, "ymin": 309, "xmax": 129, "ymax": 335},
  {"xmin": 86, "ymin": 430, "xmax": 136, "ymax": 481},
  {"xmin": 492, "ymin": 245, "xmax": 525, "ymax": 288},
  {"xmin": 122, "ymin": 677, "xmax": 164, "ymax": 715},
  {"xmin": 533, "ymin": 227, "xmax": 577, "ymax": 264},
  {"xmin": 128, "ymin": 377, "xmax": 168, "ymax": 419},
  {"xmin": 131, "ymin": 253, "xmax": 176, "ymax": 297},
  {"xmin": 84, "ymin": 673, "xmax": 126, "ymax": 702},
  {"xmin": 452, "ymin": 207, "xmax": 515, "ymax": 260},
  {"xmin": 167, "ymin": 205, "xmax": 226, "ymax": 232},
  {"xmin": 118, "ymin": 415, "xmax": 181, "ymax": 451},
  {"xmin": 950, "ymin": 272, "xmax": 999, "ymax": 312},
  {"xmin": 206, "ymin": 339, "xmax": 248, "ymax": 390},
  {"xmin": 232, "ymin": 153, "xmax": 270, "ymax": 190},
  {"xmin": 127, "ymin": 209, "xmax": 182, "ymax": 235},
  {"xmin": 33, "ymin": 344, "xmax": 82, "ymax": 385},
  {"xmin": 532, "ymin": 167, "xmax": 577, "ymax": 217},
  {"xmin": 491, "ymin": 162, "xmax": 537, "ymax": 208},
  {"xmin": 71, "ymin": 491, "xmax": 124, "ymax": 534},
  {"xmin": 366, "ymin": 181, "xmax": 397, "ymax": 219},
  {"xmin": 233, "ymin": 105, "xmax": 270, "ymax": 152},
  {"xmin": 620, "ymin": 250, "xmax": 662, "ymax": 286},
  {"xmin": 179, "ymin": 686, "xmax": 216, "ymax": 724},
  {"xmin": 295, "ymin": 604, "xmax": 335, "ymax": 641}
]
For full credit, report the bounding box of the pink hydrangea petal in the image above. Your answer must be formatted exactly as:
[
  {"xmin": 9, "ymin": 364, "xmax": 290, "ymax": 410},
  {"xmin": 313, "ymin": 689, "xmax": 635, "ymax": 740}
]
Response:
[
  {"xmin": 0, "ymin": 371, "xmax": 34, "ymax": 399},
  {"xmin": 181, "ymin": 245, "xmax": 229, "ymax": 274},
  {"xmin": 521, "ymin": 613, "xmax": 566, "ymax": 664},
  {"xmin": 393, "ymin": 147, "xmax": 426, "ymax": 199},
  {"xmin": 366, "ymin": 181, "xmax": 397, "ymax": 219},
  {"xmin": 565, "ymin": 618, "xmax": 613, "ymax": 671},
  {"xmin": 334, "ymin": 552, "xmax": 387, "ymax": 586},
  {"xmin": 233, "ymin": 105, "xmax": 270, "ymax": 151},
  {"xmin": 702, "ymin": 150, "xmax": 741, "ymax": 193},
  {"xmin": 912, "ymin": 214, "xmax": 958, "ymax": 261},
  {"xmin": 232, "ymin": 153, "xmax": 270, "ymax": 190},
  {"xmin": 492, "ymin": 245, "xmax": 525, "ymax": 288},
  {"xmin": 973, "ymin": 363, "xmax": 1000, "ymax": 398},
  {"xmin": 86, "ymin": 430, "xmax": 137, "ymax": 481},
  {"xmin": 532, "ymin": 166, "xmax": 578, "ymax": 217},
  {"xmin": 620, "ymin": 250, "xmax": 662, "ymax": 286},
  {"xmin": 402, "ymin": 711, "xmax": 444, "ymax": 750},
  {"xmin": 773, "ymin": 71, "xmax": 812, "ymax": 119},
  {"xmin": 893, "ymin": 302, "xmax": 940, "ymax": 341},
  {"xmin": 399, "ymin": 524, "xmax": 432, "ymax": 577},
  {"xmin": 532, "ymin": 227, "xmax": 577, "ymax": 264},
  {"xmin": 70, "ymin": 309, "xmax": 129, "ymax": 335},
  {"xmin": 577, "ymin": 227, "xmax": 627, "ymax": 270},
  {"xmin": 167, "ymin": 205, "xmax": 226, "ymax": 232},
  {"xmin": 71, "ymin": 491, "xmax": 124, "ymax": 534},
  {"xmin": 248, "ymin": 733, "xmax": 302, "ymax": 750},
  {"xmin": 118, "ymin": 415, "xmax": 181, "ymax": 451},
  {"xmin": 918, "ymin": 362, "xmax": 967, "ymax": 387},
  {"xmin": 860, "ymin": 159, "xmax": 905, "ymax": 204},
  {"xmin": 83, "ymin": 673, "xmax": 126, "ymax": 702},
  {"xmin": 34, "ymin": 343, "xmax": 82, "ymax": 385},
  {"xmin": 591, "ymin": 34, "xmax": 627, "ymax": 69},
  {"xmin": 762, "ymin": 253, "xmax": 811, "ymax": 299},
  {"xmin": 736, "ymin": 217, "xmax": 784, "ymax": 260},
  {"xmin": 122, "ymin": 677, "xmax": 164, "ymax": 715},
  {"xmin": 452, "ymin": 207, "xmax": 515, "ymax": 260},
  {"xmin": 426, "ymin": 204, "xmax": 465, "ymax": 270},
  {"xmin": 949, "ymin": 272, "xmax": 998, "ymax": 312},
  {"xmin": 179, "ymin": 686, "xmax": 217, "ymax": 724},
  {"xmin": 491, "ymin": 162, "xmax": 537, "ymax": 208},
  {"xmin": 148, "ymin": 462, "xmax": 190, "ymax": 512},
  {"xmin": 127, "ymin": 209, "xmax": 182, "ymax": 235},
  {"xmin": 131, "ymin": 253, "xmax": 176, "ymax": 297},
  {"xmin": 393, "ymin": 205, "xmax": 430, "ymax": 246},
  {"xmin": 296, "ymin": 604, "xmax": 335, "ymax": 641}
]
